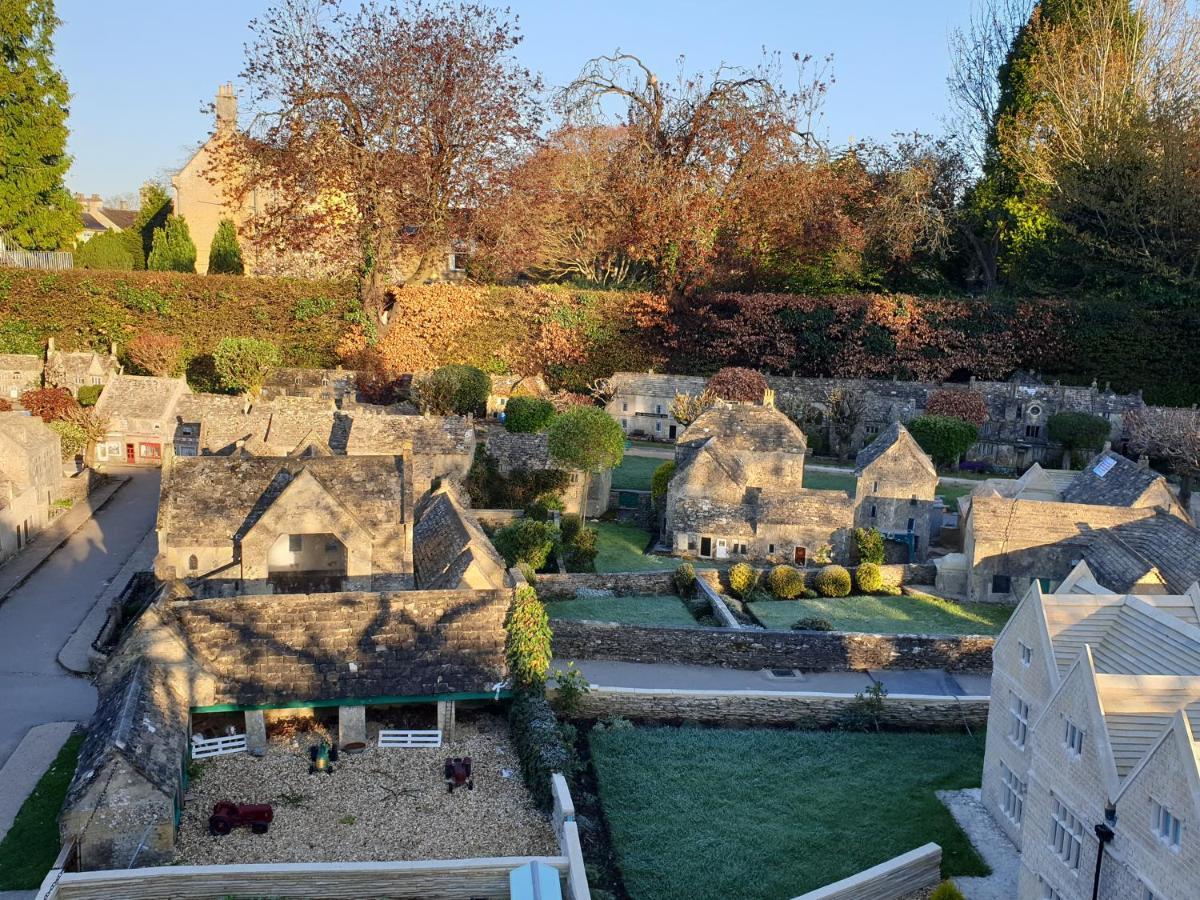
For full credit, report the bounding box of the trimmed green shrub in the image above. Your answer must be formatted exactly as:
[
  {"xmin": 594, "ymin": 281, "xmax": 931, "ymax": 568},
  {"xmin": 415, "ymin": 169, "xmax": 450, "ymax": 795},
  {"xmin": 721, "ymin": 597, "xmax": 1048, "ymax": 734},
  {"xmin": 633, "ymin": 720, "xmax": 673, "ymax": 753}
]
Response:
[
  {"xmin": 147, "ymin": 215, "xmax": 197, "ymax": 273},
  {"xmin": 908, "ymin": 415, "xmax": 979, "ymax": 468},
  {"xmin": 855, "ymin": 562, "xmax": 885, "ymax": 594},
  {"xmin": 492, "ymin": 518, "xmax": 558, "ymax": 570},
  {"xmin": 728, "ymin": 562, "xmax": 759, "ymax": 599},
  {"xmin": 505, "ymin": 584, "xmax": 552, "ymax": 690},
  {"xmin": 767, "ymin": 564, "xmax": 805, "ymax": 599},
  {"xmin": 76, "ymin": 232, "xmax": 133, "ymax": 270},
  {"xmin": 207, "ymin": 219, "xmax": 244, "ymax": 275},
  {"xmin": 504, "ymin": 396, "xmax": 555, "ymax": 433},
  {"xmin": 76, "ymin": 384, "xmax": 103, "ymax": 407},
  {"xmin": 415, "ymin": 364, "xmax": 490, "ymax": 416},
  {"xmin": 813, "ymin": 564, "xmax": 852, "ymax": 598},
  {"xmin": 1047, "ymin": 411, "xmax": 1111, "ymax": 457},
  {"xmin": 548, "ymin": 405, "xmax": 625, "ymax": 474},
  {"xmin": 792, "ymin": 617, "xmax": 833, "ymax": 632},
  {"xmin": 212, "ymin": 336, "xmax": 280, "ymax": 394},
  {"xmin": 516, "ymin": 561, "xmax": 537, "ymax": 586},
  {"xmin": 564, "ymin": 524, "xmax": 598, "ymax": 572},
  {"xmin": 651, "ymin": 460, "xmax": 676, "ymax": 503},
  {"xmin": 930, "ymin": 882, "xmax": 966, "ymax": 900},
  {"xmin": 801, "ymin": 587, "xmax": 819, "ymax": 599},
  {"xmin": 508, "ymin": 689, "xmax": 574, "ymax": 811},
  {"xmin": 673, "ymin": 562, "xmax": 696, "ymax": 596},
  {"xmin": 49, "ymin": 420, "xmax": 86, "ymax": 460},
  {"xmin": 560, "ymin": 513, "xmax": 582, "ymax": 545},
  {"xmin": 853, "ymin": 526, "xmax": 885, "ymax": 565}
]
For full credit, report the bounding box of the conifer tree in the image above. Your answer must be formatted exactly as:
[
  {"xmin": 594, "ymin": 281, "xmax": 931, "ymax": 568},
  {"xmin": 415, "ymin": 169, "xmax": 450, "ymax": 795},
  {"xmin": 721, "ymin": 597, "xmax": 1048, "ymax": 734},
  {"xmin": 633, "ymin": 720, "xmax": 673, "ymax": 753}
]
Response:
[
  {"xmin": 0, "ymin": 1, "xmax": 80, "ymax": 250},
  {"xmin": 147, "ymin": 215, "xmax": 197, "ymax": 273},
  {"xmin": 121, "ymin": 182, "xmax": 172, "ymax": 269},
  {"xmin": 207, "ymin": 218, "xmax": 244, "ymax": 274}
]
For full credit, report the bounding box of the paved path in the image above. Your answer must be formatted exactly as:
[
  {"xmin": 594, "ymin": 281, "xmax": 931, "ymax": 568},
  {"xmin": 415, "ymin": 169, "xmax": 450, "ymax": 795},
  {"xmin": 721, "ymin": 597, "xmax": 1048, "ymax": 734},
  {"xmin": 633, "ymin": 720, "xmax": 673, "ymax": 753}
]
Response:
[
  {"xmin": 0, "ymin": 467, "xmax": 160, "ymax": 768},
  {"xmin": 553, "ymin": 658, "xmax": 991, "ymax": 697},
  {"xmin": 939, "ymin": 788, "xmax": 1021, "ymax": 900}
]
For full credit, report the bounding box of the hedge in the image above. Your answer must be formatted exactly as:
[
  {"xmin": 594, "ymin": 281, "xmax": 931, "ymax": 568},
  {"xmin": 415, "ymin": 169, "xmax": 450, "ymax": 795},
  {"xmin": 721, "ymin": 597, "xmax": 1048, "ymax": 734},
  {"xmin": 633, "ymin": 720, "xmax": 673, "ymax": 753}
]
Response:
[{"xmin": 508, "ymin": 689, "xmax": 574, "ymax": 812}]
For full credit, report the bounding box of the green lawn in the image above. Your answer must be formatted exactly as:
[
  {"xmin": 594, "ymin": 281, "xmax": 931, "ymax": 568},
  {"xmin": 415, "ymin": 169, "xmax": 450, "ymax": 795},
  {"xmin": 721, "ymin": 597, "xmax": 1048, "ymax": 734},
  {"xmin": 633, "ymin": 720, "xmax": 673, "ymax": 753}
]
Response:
[
  {"xmin": 592, "ymin": 522, "xmax": 676, "ymax": 572},
  {"xmin": 748, "ymin": 593, "xmax": 1013, "ymax": 635},
  {"xmin": 590, "ymin": 726, "xmax": 988, "ymax": 900},
  {"xmin": 0, "ymin": 731, "xmax": 84, "ymax": 890},
  {"xmin": 611, "ymin": 455, "xmax": 664, "ymax": 491},
  {"xmin": 546, "ymin": 594, "xmax": 699, "ymax": 627},
  {"xmin": 802, "ymin": 468, "xmax": 976, "ymax": 506}
]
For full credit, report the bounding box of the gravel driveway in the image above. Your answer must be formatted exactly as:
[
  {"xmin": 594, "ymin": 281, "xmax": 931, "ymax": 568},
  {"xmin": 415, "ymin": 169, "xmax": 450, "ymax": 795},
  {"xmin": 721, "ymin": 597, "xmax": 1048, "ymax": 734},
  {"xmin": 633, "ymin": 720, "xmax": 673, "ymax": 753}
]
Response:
[{"xmin": 176, "ymin": 712, "xmax": 557, "ymax": 865}]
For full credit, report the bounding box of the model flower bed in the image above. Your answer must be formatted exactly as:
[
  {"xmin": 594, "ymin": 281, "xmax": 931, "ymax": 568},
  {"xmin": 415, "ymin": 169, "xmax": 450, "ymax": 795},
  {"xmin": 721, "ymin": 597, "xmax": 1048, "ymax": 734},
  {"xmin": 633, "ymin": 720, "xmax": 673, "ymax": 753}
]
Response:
[
  {"xmin": 175, "ymin": 711, "xmax": 556, "ymax": 866},
  {"xmin": 589, "ymin": 725, "xmax": 988, "ymax": 900}
]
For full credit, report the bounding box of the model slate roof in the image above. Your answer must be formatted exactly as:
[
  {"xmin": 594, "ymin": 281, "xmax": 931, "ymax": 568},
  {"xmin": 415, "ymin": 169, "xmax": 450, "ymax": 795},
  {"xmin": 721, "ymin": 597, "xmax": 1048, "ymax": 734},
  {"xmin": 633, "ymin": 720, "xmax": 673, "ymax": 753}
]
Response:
[
  {"xmin": 853, "ymin": 421, "xmax": 937, "ymax": 478},
  {"xmin": 93, "ymin": 375, "xmax": 189, "ymax": 432},
  {"xmin": 1042, "ymin": 594, "xmax": 1200, "ymax": 677},
  {"xmin": 673, "ymin": 490, "xmax": 854, "ymax": 531},
  {"xmin": 1094, "ymin": 674, "xmax": 1200, "ymax": 777},
  {"xmin": 680, "ymin": 403, "xmax": 807, "ymax": 455},
  {"xmin": 0, "ymin": 353, "xmax": 41, "ymax": 373},
  {"xmin": 489, "ymin": 374, "xmax": 549, "ymax": 397},
  {"xmin": 1083, "ymin": 513, "xmax": 1200, "ymax": 594},
  {"xmin": 158, "ymin": 455, "xmax": 406, "ymax": 543},
  {"xmin": 346, "ymin": 412, "xmax": 474, "ymax": 457},
  {"xmin": 173, "ymin": 393, "xmax": 267, "ymax": 455},
  {"xmin": 412, "ymin": 488, "xmax": 507, "ymax": 590},
  {"xmin": 1063, "ymin": 451, "xmax": 1167, "ymax": 508},
  {"xmin": 609, "ymin": 371, "xmax": 708, "ymax": 399}
]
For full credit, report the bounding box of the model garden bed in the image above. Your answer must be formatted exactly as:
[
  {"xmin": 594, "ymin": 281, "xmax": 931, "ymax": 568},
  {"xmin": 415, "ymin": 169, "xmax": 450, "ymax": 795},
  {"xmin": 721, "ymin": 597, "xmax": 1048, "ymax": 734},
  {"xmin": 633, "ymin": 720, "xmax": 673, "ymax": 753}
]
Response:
[
  {"xmin": 588, "ymin": 725, "xmax": 988, "ymax": 900},
  {"xmin": 747, "ymin": 592, "xmax": 1013, "ymax": 636}
]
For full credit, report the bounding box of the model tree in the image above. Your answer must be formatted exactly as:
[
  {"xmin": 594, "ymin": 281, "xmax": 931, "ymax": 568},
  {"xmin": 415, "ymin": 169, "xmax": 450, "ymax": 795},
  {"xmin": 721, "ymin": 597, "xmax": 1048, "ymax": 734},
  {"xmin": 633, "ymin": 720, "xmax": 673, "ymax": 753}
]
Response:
[
  {"xmin": 127, "ymin": 332, "xmax": 184, "ymax": 377},
  {"xmin": 208, "ymin": 219, "xmax": 245, "ymax": 275},
  {"xmin": 708, "ymin": 367, "xmax": 768, "ymax": 403},
  {"xmin": 1124, "ymin": 406, "xmax": 1200, "ymax": 506},
  {"xmin": 147, "ymin": 215, "xmax": 197, "ymax": 272},
  {"xmin": 907, "ymin": 415, "xmax": 979, "ymax": 469},
  {"xmin": 212, "ymin": 337, "xmax": 280, "ymax": 395},
  {"xmin": 1046, "ymin": 411, "xmax": 1112, "ymax": 468},
  {"xmin": 548, "ymin": 405, "xmax": 625, "ymax": 507},
  {"xmin": 504, "ymin": 396, "xmax": 556, "ymax": 433},
  {"xmin": 0, "ymin": 0, "xmax": 80, "ymax": 250},
  {"xmin": 414, "ymin": 365, "xmax": 490, "ymax": 416}
]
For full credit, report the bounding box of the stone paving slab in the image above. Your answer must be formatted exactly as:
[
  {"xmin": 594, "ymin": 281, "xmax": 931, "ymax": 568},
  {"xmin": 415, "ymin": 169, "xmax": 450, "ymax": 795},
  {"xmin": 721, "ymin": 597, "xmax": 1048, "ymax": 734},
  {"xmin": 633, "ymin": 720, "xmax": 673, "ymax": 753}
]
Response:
[
  {"xmin": 0, "ymin": 477, "xmax": 128, "ymax": 605},
  {"xmin": 0, "ymin": 722, "xmax": 78, "ymax": 844},
  {"xmin": 938, "ymin": 788, "xmax": 1020, "ymax": 900}
]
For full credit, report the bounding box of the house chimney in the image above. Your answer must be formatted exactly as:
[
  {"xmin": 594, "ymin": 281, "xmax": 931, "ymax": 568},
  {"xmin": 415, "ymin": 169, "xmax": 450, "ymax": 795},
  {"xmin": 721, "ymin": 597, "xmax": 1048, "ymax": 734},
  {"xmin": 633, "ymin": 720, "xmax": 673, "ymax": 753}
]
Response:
[
  {"xmin": 215, "ymin": 83, "xmax": 238, "ymax": 132},
  {"xmin": 1137, "ymin": 455, "xmax": 1150, "ymax": 469},
  {"xmin": 762, "ymin": 388, "xmax": 775, "ymax": 408},
  {"xmin": 88, "ymin": 194, "xmax": 103, "ymax": 214},
  {"xmin": 110, "ymin": 341, "xmax": 117, "ymax": 357},
  {"xmin": 47, "ymin": 336, "xmax": 55, "ymax": 355}
]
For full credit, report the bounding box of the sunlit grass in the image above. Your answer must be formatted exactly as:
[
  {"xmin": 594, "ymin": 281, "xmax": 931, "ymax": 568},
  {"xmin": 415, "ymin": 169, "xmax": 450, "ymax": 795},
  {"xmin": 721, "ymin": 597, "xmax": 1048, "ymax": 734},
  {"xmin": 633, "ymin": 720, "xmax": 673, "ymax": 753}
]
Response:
[
  {"xmin": 748, "ymin": 593, "xmax": 1012, "ymax": 635},
  {"xmin": 545, "ymin": 594, "xmax": 698, "ymax": 627}
]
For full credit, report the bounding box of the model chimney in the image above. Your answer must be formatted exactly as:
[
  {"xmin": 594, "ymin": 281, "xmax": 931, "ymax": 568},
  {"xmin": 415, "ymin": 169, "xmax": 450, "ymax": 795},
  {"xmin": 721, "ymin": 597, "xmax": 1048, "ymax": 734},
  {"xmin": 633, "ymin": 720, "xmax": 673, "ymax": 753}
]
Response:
[{"xmin": 215, "ymin": 83, "xmax": 238, "ymax": 132}]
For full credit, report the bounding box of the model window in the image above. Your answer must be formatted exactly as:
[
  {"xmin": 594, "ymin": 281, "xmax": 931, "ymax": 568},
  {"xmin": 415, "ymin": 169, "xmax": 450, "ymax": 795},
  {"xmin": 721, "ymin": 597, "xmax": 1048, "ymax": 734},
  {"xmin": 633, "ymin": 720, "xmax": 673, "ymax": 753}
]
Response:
[
  {"xmin": 1063, "ymin": 719, "xmax": 1083, "ymax": 757},
  {"xmin": 1049, "ymin": 797, "xmax": 1084, "ymax": 869},
  {"xmin": 188, "ymin": 555, "xmax": 198, "ymax": 571},
  {"xmin": 870, "ymin": 505, "xmax": 877, "ymax": 518},
  {"xmin": 655, "ymin": 403, "xmax": 663, "ymax": 415},
  {"xmin": 1000, "ymin": 762, "xmax": 1025, "ymax": 825},
  {"xmin": 1025, "ymin": 424, "xmax": 1041, "ymax": 438},
  {"xmin": 906, "ymin": 518, "xmax": 915, "ymax": 532},
  {"xmin": 1009, "ymin": 693, "xmax": 1029, "ymax": 747},
  {"xmin": 767, "ymin": 543, "xmax": 775, "ymax": 555},
  {"xmin": 622, "ymin": 402, "xmax": 628, "ymax": 412},
  {"xmin": 1152, "ymin": 802, "xmax": 1182, "ymax": 850},
  {"xmin": 289, "ymin": 534, "xmax": 303, "ymax": 552},
  {"xmin": 1019, "ymin": 641, "xmax": 1033, "ymax": 667},
  {"xmin": 992, "ymin": 574, "xmax": 1012, "ymax": 594}
]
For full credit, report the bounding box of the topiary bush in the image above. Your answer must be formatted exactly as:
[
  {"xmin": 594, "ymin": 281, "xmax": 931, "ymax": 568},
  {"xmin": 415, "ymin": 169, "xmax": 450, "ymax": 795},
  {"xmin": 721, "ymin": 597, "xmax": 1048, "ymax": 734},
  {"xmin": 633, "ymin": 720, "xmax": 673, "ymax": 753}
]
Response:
[
  {"xmin": 853, "ymin": 526, "xmax": 885, "ymax": 565},
  {"xmin": 767, "ymin": 564, "xmax": 805, "ymax": 599},
  {"xmin": 813, "ymin": 564, "xmax": 852, "ymax": 598},
  {"xmin": 801, "ymin": 587, "xmax": 819, "ymax": 599},
  {"xmin": 673, "ymin": 562, "xmax": 696, "ymax": 596},
  {"xmin": 908, "ymin": 415, "xmax": 979, "ymax": 468},
  {"xmin": 415, "ymin": 364, "xmax": 491, "ymax": 416},
  {"xmin": 650, "ymin": 460, "xmax": 675, "ymax": 505},
  {"xmin": 212, "ymin": 336, "xmax": 280, "ymax": 394},
  {"xmin": 728, "ymin": 562, "xmax": 759, "ymax": 599},
  {"xmin": 505, "ymin": 584, "xmax": 552, "ymax": 690},
  {"xmin": 492, "ymin": 518, "xmax": 559, "ymax": 570},
  {"xmin": 855, "ymin": 562, "xmax": 885, "ymax": 594},
  {"xmin": 504, "ymin": 396, "xmax": 555, "ymax": 433},
  {"xmin": 76, "ymin": 384, "xmax": 103, "ymax": 407},
  {"xmin": 792, "ymin": 617, "xmax": 833, "ymax": 632}
]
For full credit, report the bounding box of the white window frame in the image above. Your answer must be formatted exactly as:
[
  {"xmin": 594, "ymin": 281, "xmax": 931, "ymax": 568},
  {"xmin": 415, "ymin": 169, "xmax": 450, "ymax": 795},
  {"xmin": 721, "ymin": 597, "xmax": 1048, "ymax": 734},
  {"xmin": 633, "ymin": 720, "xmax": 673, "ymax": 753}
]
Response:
[
  {"xmin": 1151, "ymin": 801, "xmax": 1182, "ymax": 850},
  {"xmin": 1063, "ymin": 719, "xmax": 1083, "ymax": 757},
  {"xmin": 1019, "ymin": 641, "xmax": 1033, "ymax": 667},
  {"xmin": 1010, "ymin": 693, "xmax": 1030, "ymax": 748},
  {"xmin": 1000, "ymin": 762, "xmax": 1025, "ymax": 825},
  {"xmin": 1050, "ymin": 796, "xmax": 1084, "ymax": 870}
]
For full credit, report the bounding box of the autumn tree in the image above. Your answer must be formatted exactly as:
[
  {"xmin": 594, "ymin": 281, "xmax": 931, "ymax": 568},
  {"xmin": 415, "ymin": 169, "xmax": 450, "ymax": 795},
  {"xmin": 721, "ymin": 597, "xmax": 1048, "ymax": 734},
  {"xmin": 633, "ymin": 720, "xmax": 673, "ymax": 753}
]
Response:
[
  {"xmin": 548, "ymin": 405, "xmax": 625, "ymax": 506},
  {"xmin": 1124, "ymin": 406, "xmax": 1200, "ymax": 504},
  {"xmin": 19, "ymin": 387, "xmax": 77, "ymax": 421},
  {"xmin": 223, "ymin": 0, "xmax": 543, "ymax": 334},
  {"xmin": 926, "ymin": 389, "xmax": 989, "ymax": 426},
  {"xmin": 0, "ymin": 0, "xmax": 80, "ymax": 251},
  {"xmin": 127, "ymin": 332, "xmax": 184, "ymax": 377},
  {"xmin": 670, "ymin": 389, "xmax": 716, "ymax": 427},
  {"xmin": 708, "ymin": 367, "xmax": 768, "ymax": 403}
]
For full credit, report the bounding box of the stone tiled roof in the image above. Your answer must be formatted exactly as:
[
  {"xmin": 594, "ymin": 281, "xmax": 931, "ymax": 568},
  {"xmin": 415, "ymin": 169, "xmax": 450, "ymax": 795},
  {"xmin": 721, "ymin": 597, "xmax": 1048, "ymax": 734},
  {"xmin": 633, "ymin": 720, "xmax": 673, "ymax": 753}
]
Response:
[
  {"xmin": 173, "ymin": 590, "xmax": 510, "ymax": 706},
  {"xmin": 1062, "ymin": 451, "xmax": 1166, "ymax": 508},
  {"xmin": 680, "ymin": 403, "xmax": 807, "ymax": 455},
  {"xmin": 173, "ymin": 393, "xmax": 267, "ymax": 455},
  {"xmin": 1084, "ymin": 513, "xmax": 1200, "ymax": 594},
  {"xmin": 0, "ymin": 353, "xmax": 41, "ymax": 373},
  {"xmin": 488, "ymin": 374, "xmax": 548, "ymax": 398},
  {"xmin": 94, "ymin": 375, "xmax": 189, "ymax": 432},
  {"xmin": 609, "ymin": 371, "xmax": 708, "ymax": 400},
  {"xmin": 47, "ymin": 349, "xmax": 118, "ymax": 383},
  {"xmin": 1095, "ymin": 674, "xmax": 1200, "ymax": 777},
  {"xmin": 346, "ymin": 411, "xmax": 473, "ymax": 457},
  {"xmin": 101, "ymin": 208, "xmax": 137, "ymax": 230},
  {"xmin": 158, "ymin": 455, "xmax": 406, "ymax": 543},
  {"xmin": 413, "ymin": 488, "xmax": 507, "ymax": 590},
  {"xmin": 854, "ymin": 422, "xmax": 937, "ymax": 478},
  {"xmin": 484, "ymin": 429, "xmax": 552, "ymax": 473},
  {"xmin": 674, "ymin": 489, "xmax": 854, "ymax": 531},
  {"xmin": 259, "ymin": 396, "xmax": 348, "ymax": 454}
]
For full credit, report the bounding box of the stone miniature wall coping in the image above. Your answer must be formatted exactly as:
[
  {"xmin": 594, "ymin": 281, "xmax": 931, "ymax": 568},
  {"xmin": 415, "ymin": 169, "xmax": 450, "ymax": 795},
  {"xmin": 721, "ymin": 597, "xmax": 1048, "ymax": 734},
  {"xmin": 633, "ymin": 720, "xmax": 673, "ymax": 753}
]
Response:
[
  {"xmin": 694, "ymin": 576, "xmax": 741, "ymax": 629},
  {"xmin": 552, "ymin": 619, "xmax": 994, "ymax": 673},
  {"xmin": 791, "ymin": 842, "xmax": 942, "ymax": 900}
]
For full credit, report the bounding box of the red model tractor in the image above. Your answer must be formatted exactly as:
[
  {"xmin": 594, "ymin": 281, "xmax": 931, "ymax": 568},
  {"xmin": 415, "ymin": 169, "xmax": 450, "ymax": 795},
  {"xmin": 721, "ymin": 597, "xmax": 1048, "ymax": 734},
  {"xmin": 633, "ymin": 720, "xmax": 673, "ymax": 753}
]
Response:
[
  {"xmin": 443, "ymin": 756, "xmax": 474, "ymax": 793},
  {"xmin": 208, "ymin": 801, "xmax": 274, "ymax": 836}
]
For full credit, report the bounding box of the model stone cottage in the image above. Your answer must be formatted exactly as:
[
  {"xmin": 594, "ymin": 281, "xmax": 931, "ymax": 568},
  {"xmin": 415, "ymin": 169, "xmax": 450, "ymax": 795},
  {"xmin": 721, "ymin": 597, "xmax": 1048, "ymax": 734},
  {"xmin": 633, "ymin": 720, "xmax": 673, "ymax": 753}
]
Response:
[
  {"xmin": 663, "ymin": 403, "xmax": 939, "ymax": 564},
  {"xmin": 983, "ymin": 566, "xmax": 1200, "ymax": 899},
  {"xmin": 952, "ymin": 450, "xmax": 1197, "ymax": 603},
  {"xmin": 606, "ymin": 371, "xmax": 708, "ymax": 440},
  {"xmin": 0, "ymin": 411, "xmax": 63, "ymax": 564}
]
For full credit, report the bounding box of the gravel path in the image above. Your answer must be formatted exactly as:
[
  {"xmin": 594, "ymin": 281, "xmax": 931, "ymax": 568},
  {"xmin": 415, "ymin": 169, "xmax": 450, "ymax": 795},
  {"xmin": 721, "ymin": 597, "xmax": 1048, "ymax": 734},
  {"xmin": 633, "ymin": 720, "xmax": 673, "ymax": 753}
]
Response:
[
  {"xmin": 176, "ymin": 712, "xmax": 557, "ymax": 865},
  {"xmin": 937, "ymin": 788, "xmax": 1020, "ymax": 900}
]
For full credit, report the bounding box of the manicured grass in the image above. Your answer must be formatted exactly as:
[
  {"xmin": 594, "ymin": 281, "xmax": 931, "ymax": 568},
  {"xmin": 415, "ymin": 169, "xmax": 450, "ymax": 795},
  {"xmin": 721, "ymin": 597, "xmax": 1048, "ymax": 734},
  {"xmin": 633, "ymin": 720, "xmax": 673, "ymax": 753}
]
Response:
[
  {"xmin": 801, "ymin": 469, "xmax": 855, "ymax": 493},
  {"xmin": 592, "ymin": 522, "xmax": 676, "ymax": 572},
  {"xmin": 611, "ymin": 455, "xmax": 664, "ymax": 491},
  {"xmin": 546, "ymin": 594, "xmax": 699, "ymax": 627},
  {"xmin": 936, "ymin": 481, "xmax": 974, "ymax": 505},
  {"xmin": 590, "ymin": 726, "xmax": 988, "ymax": 900},
  {"xmin": 748, "ymin": 593, "xmax": 1013, "ymax": 635},
  {"xmin": 0, "ymin": 731, "xmax": 84, "ymax": 890}
]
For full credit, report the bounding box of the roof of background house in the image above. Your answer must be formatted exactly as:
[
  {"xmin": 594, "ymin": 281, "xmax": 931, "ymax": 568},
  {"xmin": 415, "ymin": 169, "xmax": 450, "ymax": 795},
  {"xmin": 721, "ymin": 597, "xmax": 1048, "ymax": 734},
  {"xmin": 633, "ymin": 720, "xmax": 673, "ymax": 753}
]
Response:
[
  {"xmin": 1093, "ymin": 673, "xmax": 1200, "ymax": 778},
  {"xmin": 258, "ymin": 396, "xmax": 348, "ymax": 454},
  {"xmin": 0, "ymin": 353, "xmax": 42, "ymax": 372},
  {"xmin": 608, "ymin": 371, "xmax": 708, "ymax": 399},
  {"xmin": 101, "ymin": 208, "xmax": 137, "ymax": 230},
  {"xmin": 672, "ymin": 489, "xmax": 854, "ymax": 531},
  {"xmin": 853, "ymin": 421, "xmax": 937, "ymax": 479},
  {"xmin": 412, "ymin": 487, "xmax": 507, "ymax": 590},
  {"xmin": 260, "ymin": 367, "xmax": 358, "ymax": 401},
  {"xmin": 173, "ymin": 393, "xmax": 268, "ymax": 455},
  {"xmin": 93, "ymin": 375, "xmax": 189, "ymax": 432},
  {"xmin": 346, "ymin": 411, "xmax": 473, "ymax": 458},
  {"xmin": 1063, "ymin": 450, "xmax": 1167, "ymax": 508},
  {"xmin": 47, "ymin": 347, "xmax": 119, "ymax": 383},
  {"xmin": 0, "ymin": 411, "xmax": 60, "ymax": 457},
  {"xmin": 158, "ymin": 455, "xmax": 407, "ymax": 544}
]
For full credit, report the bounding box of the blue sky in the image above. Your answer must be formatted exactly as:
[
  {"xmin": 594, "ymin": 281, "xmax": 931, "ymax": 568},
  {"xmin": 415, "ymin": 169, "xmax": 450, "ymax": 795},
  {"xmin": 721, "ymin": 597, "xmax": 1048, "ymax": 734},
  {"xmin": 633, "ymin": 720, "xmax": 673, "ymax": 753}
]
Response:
[{"xmin": 57, "ymin": 0, "xmax": 976, "ymax": 201}]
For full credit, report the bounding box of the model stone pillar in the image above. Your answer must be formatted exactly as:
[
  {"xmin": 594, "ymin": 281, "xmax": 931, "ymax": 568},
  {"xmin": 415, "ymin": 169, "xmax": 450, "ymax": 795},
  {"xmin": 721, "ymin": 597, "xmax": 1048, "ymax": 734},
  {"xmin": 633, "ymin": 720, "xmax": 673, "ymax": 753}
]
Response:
[
  {"xmin": 437, "ymin": 700, "xmax": 456, "ymax": 742},
  {"xmin": 244, "ymin": 709, "xmax": 267, "ymax": 753},
  {"xmin": 339, "ymin": 704, "xmax": 367, "ymax": 747}
]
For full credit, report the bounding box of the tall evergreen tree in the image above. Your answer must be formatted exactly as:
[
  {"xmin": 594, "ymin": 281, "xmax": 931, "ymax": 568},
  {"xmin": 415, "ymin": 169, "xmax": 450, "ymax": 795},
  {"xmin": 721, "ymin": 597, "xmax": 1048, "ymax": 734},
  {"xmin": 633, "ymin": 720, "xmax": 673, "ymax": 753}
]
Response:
[
  {"xmin": 120, "ymin": 182, "xmax": 172, "ymax": 269},
  {"xmin": 147, "ymin": 215, "xmax": 197, "ymax": 273},
  {"xmin": 0, "ymin": 0, "xmax": 80, "ymax": 250},
  {"xmin": 207, "ymin": 218, "xmax": 244, "ymax": 274}
]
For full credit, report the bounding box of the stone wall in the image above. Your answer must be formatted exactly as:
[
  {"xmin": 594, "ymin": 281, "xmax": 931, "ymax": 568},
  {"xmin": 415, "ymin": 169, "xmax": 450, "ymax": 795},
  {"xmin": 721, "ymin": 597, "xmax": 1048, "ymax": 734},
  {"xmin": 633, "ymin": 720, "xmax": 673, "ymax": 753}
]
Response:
[
  {"xmin": 551, "ymin": 620, "xmax": 994, "ymax": 673},
  {"xmin": 54, "ymin": 468, "xmax": 105, "ymax": 505},
  {"xmin": 792, "ymin": 842, "xmax": 942, "ymax": 900},
  {"xmin": 535, "ymin": 570, "xmax": 678, "ymax": 600},
  {"xmin": 568, "ymin": 687, "xmax": 989, "ymax": 730}
]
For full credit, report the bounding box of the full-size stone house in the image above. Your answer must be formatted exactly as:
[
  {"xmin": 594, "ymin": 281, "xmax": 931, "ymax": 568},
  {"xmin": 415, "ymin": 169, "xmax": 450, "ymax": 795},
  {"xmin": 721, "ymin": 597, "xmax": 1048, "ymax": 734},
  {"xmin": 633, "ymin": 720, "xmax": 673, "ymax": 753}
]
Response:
[{"xmin": 982, "ymin": 572, "xmax": 1200, "ymax": 899}]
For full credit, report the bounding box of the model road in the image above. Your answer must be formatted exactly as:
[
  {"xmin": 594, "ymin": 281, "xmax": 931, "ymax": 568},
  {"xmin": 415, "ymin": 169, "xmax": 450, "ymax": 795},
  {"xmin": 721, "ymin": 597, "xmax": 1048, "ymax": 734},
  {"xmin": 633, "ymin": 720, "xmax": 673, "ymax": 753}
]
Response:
[{"xmin": 0, "ymin": 468, "xmax": 160, "ymax": 767}]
